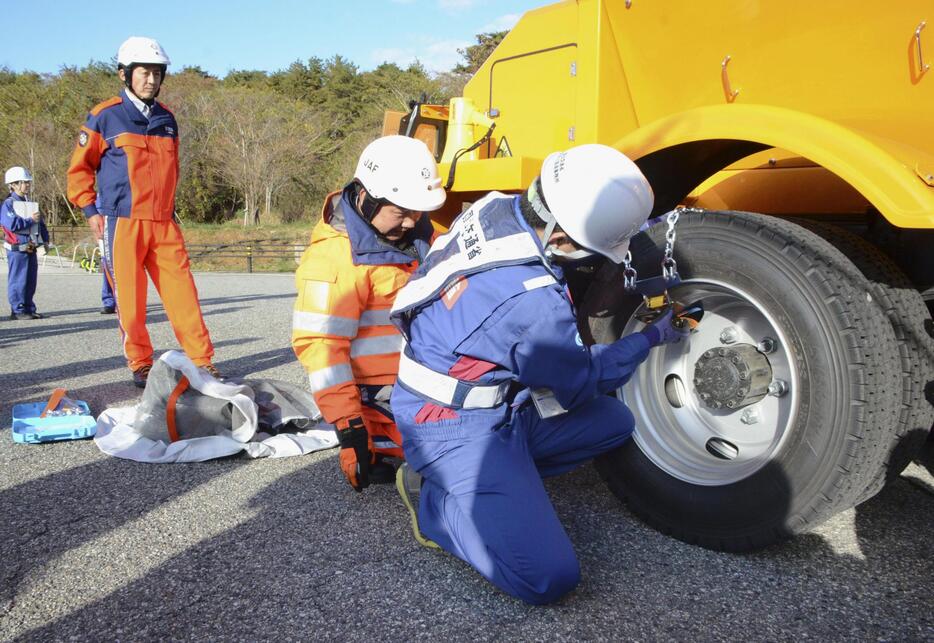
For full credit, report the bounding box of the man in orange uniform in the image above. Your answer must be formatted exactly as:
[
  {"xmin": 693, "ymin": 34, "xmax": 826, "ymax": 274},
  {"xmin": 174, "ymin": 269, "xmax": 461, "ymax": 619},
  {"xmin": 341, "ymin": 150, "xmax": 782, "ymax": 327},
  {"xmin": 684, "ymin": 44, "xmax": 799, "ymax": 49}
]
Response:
[
  {"xmin": 67, "ymin": 37, "xmax": 218, "ymax": 388},
  {"xmin": 291, "ymin": 136, "xmax": 445, "ymax": 491}
]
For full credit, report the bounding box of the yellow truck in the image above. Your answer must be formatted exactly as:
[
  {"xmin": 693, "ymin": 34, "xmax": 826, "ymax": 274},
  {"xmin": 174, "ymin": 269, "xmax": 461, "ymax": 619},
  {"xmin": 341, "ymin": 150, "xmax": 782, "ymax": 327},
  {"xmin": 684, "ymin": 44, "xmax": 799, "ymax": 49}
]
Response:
[{"xmin": 387, "ymin": 0, "xmax": 934, "ymax": 551}]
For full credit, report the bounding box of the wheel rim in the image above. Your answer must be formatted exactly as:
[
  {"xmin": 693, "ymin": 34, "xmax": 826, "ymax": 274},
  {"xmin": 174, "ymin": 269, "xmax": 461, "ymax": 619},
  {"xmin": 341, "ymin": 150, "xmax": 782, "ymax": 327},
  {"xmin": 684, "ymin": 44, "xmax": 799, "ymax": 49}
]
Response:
[{"xmin": 618, "ymin": 279, "xmax": 799, "ymax": 486}]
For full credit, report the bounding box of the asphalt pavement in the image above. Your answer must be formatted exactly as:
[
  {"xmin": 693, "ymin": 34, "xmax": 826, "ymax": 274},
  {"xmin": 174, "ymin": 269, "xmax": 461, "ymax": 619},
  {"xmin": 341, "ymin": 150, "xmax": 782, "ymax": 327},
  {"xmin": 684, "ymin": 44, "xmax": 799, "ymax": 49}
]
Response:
[{"xmin": 1, "ymin": 262, "xmax": 932, "ymax": 642}]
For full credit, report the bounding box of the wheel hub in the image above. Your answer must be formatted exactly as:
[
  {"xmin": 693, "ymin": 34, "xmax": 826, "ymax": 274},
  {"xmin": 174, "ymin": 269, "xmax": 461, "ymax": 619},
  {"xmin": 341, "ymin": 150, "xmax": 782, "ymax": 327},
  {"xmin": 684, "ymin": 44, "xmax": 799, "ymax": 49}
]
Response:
[{"xmin": 693, "ymin": 343, "xmax": 772, "ymax": 410}]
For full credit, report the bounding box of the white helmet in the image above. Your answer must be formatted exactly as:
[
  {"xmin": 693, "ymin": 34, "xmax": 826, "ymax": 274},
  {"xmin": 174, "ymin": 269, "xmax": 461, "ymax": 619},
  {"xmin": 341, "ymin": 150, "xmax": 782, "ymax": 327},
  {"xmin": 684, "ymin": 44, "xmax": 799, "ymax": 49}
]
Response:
[
  {"xmin": 354, "ymin": 136, "xmax": 446, "ymax": 213},
  {"xmin": 5, "ymin": 166, "xmax": 32, "ymax": 185},
  {"xmin": 117, "ymin": 37, "xmax": 171, "ymax": 68},
  {"xmin": 538, "ymin": 144, "xmax": 654, "ymax": 263}
]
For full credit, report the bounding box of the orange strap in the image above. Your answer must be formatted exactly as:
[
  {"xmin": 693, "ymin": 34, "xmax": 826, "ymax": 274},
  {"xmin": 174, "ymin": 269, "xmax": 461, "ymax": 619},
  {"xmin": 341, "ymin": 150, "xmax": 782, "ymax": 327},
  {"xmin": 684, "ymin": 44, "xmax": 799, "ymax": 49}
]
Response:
[
  {"xmin": 165, "ymin": 376, "xmax": 190, "ymax": 443},
  {"xmin": 40, "ymin": 388, "xmax": 68, "ymax": 418}
]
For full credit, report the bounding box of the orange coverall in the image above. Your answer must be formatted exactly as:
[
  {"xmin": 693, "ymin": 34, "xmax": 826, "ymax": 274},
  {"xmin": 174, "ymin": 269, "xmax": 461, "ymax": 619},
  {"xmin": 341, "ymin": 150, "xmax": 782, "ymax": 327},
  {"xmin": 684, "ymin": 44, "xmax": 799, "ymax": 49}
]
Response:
[
  {"xmin": 291, "ymin": 188, "xmax": 434, "ymax": 457},
  {"xmin": 66, "ymin": 92, "xmax": 213, "ymax": 370}
]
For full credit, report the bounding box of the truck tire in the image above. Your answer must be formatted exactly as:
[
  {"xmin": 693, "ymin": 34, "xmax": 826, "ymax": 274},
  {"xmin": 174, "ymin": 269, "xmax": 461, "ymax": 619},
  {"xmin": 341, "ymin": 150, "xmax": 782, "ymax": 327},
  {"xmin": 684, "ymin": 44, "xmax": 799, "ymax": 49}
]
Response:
[
  {"xmin": 581, "ymin": 211, "xmax": 901, "ymax": 552},
  {"xmin": 794, "ymin": 220, "xmax": 934, "ymax": 497}
]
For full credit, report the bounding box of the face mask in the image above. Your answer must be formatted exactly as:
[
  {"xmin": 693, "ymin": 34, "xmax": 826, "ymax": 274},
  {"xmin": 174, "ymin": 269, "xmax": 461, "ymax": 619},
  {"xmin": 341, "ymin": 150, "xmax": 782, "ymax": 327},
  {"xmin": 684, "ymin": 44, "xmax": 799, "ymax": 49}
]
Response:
[{"xmin": 530, "ymin": 178, "xmax": 598, "ymax": 266}]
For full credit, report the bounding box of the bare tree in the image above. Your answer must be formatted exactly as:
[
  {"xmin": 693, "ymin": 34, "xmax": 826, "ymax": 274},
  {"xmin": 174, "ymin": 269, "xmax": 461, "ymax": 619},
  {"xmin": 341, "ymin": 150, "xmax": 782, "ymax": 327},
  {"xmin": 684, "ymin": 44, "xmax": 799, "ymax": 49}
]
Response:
[{"xmin": 196, "ymin": 88, "xmax": 330, "ymax": 226}]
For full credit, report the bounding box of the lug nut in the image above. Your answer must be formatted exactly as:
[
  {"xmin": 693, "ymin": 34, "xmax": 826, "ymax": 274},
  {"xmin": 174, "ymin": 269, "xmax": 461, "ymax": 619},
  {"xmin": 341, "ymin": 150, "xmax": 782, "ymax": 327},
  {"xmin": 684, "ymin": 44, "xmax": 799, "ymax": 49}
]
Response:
[
  {"xmin": 757, "ymin": 337, "xmax": 777, "ymax": 354},
  {"xmin": 740, "ymin": 409, "xmax": 760, "ymax": 425},
  {"xmin": 768, "ymin": 379, "xmax": 788, "ymax": 397},
  {"xmin": 720, "ymin": 327, "xmax": 739, "ymax": 344}
]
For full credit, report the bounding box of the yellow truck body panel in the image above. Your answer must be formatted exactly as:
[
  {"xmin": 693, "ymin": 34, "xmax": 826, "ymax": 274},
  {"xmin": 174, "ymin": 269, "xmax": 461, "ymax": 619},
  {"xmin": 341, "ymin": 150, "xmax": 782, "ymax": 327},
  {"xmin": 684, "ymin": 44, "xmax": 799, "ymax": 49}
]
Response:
[{"xmin": 441, "ymin": 0, "xmax": 934, "ymax": 228}]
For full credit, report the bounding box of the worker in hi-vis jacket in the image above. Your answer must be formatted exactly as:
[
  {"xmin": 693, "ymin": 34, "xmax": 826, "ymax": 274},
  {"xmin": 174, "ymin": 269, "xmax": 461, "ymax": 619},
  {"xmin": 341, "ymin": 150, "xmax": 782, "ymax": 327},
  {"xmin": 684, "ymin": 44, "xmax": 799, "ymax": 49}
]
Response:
[{"xmin": 291, "ymin": 136, "xmax": 445, "ymax": 492}]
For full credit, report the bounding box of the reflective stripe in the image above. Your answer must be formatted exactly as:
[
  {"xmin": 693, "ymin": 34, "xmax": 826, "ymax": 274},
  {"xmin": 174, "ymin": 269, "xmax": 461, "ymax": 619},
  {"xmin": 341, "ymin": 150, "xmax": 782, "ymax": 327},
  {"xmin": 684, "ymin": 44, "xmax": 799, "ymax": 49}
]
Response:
[
  {"xmin": 293, "ymin": 310, "xmax": 358, "ymax": 337},
  {"xmin": 359, "ymin": 309, "xmax": 393, "ymax": 328},
  {"xmin": 350, "ymin": 334, "xmax": 404, "ymax": 358},
  {"xmin": 397, "ymin": 350, "xmax": 509, "ymax": 409},
  {"xmin": 522, "ymin": 275, "xmax": 557, "ymax": 291},
  {"xmin": 392, "ymin": 193, "xmax": 548, "ymax": 316},
  {"xmin": 308, "ymin": 362, "xmax": 354, "ymax": 392},
  {"xmin": 392, "ymin": 231, "xmax": 542, "ymax": 313},
  {"xmin": 372, "ymin": 436, "xmax": 400, "ymax": 450}
]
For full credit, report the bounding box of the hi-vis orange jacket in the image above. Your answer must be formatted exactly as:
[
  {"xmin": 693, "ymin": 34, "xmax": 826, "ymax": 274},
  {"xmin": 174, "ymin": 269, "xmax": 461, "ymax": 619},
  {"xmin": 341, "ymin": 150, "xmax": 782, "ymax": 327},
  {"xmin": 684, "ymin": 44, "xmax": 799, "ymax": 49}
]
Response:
[
  {"xmin": 67, "ymin": 91, "xmax": 179, "ymax": 220},
  {"xmin": 291, "ymin": 185, "xmax": 434, "ymax": 432}
]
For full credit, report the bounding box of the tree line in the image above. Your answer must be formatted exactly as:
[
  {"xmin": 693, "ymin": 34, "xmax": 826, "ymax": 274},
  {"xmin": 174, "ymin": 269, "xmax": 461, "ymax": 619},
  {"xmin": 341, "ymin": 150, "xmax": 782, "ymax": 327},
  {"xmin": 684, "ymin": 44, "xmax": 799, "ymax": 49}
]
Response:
[{"xmin": 0, "ymin": 32, "xmax": 505, "ymax": 227}]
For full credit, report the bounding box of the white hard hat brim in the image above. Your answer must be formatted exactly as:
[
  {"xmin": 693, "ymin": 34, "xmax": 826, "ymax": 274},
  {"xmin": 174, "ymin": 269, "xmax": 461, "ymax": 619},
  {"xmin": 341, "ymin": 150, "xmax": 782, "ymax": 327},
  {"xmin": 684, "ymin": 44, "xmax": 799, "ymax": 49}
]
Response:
[
  {"xmin": 395, "ymin": 186, "xmax": 447, "ymax": 213},
  {"xmin": 603, "ymin": 238, "xmax": 631, "ymax": 264},
  {"xmin": 539, "ymin": 145, "xmax": 652, "ymax": 263},
  {"xmin": 355, "ymin": 136, "xmax": 446, "ymax": 212}
]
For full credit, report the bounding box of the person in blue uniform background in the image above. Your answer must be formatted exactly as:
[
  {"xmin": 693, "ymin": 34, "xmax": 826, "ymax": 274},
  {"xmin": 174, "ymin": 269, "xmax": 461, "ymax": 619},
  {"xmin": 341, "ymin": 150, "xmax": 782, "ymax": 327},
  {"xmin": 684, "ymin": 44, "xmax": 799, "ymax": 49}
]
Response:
[
  {"xmin": 390, "ymin": 144, "xmax": 691, "ymax": 604},
  {"xmin": 100, "ymin": 255, "xmax": 116, "ymax": 314},
  {"xmin": 2, "ymin": 166, "xmax": 49, "ymax": 320},
  {"xmin": 96, "ymin": 194, "xmax": 115, "ymax": 315}
]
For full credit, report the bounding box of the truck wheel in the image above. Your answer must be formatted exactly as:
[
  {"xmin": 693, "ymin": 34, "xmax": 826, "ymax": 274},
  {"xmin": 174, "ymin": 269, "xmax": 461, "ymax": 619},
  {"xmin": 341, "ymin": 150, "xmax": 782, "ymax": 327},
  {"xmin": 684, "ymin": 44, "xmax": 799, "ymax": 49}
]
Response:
[
  {"xmin": 794, "ymin": 220, "xmax": 934, "ymax": 497},
  {"xmin": 582, "ymin": 211, "xmax": 901, "ymax": 552}
]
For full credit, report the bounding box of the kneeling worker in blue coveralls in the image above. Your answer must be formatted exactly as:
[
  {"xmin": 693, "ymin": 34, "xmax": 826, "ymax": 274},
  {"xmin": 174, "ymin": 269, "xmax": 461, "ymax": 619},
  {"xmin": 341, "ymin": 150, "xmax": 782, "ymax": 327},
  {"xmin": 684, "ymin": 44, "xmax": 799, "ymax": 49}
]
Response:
[{"xmin": 390, "ymin": 144, "xmax": 689, "ymax": 604}]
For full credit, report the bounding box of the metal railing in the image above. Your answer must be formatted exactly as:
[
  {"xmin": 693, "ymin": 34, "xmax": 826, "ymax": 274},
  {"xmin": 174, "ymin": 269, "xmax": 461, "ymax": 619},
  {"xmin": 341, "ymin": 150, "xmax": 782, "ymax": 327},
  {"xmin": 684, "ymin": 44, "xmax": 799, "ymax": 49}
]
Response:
[
  {"xmin": 186, "ymin": 240, "xmax": 306, "ymax": 272},
  {"xmin": 44, "ymin": 228, "xmax": 307, "ymax": 273}
]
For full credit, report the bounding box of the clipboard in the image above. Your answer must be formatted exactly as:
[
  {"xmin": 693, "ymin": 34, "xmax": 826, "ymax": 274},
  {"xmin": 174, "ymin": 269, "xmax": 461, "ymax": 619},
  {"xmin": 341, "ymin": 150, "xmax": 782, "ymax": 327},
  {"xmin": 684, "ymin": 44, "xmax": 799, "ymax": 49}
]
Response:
[{"xmin": 11, "ymin": 201, "xmax": 39, "ymax": 219}]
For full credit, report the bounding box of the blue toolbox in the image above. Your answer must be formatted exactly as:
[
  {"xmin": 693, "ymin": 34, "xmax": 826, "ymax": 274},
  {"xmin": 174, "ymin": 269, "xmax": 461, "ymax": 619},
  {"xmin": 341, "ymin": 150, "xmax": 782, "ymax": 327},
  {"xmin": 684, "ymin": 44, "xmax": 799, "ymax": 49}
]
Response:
[{"xmin": 11, "ymin": 395, "xmax": 97, "ymax": 444}]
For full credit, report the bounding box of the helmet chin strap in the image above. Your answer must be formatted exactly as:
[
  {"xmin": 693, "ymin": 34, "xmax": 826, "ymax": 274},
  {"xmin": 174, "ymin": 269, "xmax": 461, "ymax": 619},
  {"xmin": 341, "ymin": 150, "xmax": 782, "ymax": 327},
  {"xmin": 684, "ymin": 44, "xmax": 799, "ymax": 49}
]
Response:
[
  {"xmin": 546, "ymin": 245, "xmax": 595, "ymax": 262},
  {"xmin": 530, "ymin": 178, "xmax": 595, "ymax": 264},
  {"xmin": 355, "ymin": 181, "xmax": 383, "ymax": 222},
  {"xmin": 528, "ymin": 177, "xmax": 558, "ymax": 241}
]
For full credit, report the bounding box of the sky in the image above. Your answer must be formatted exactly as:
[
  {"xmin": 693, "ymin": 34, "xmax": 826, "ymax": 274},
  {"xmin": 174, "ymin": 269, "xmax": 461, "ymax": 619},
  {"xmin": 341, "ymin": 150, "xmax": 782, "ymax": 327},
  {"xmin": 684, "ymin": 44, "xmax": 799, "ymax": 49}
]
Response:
[{"xmin": 2, "ymin": 0, "xmax": 549, "ymax": 77}]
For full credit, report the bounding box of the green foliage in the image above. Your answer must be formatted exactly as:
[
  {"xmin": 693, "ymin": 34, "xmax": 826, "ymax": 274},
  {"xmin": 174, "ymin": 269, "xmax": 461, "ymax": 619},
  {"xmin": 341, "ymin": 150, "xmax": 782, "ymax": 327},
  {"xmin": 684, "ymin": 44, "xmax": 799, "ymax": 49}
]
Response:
[
  {"xmin": 453, "ymin": 31, "xmax": 507, "ymax": 75},
  {"xmin": 0, "ymin": 33, "xmax": 497, "ymax": 225}
]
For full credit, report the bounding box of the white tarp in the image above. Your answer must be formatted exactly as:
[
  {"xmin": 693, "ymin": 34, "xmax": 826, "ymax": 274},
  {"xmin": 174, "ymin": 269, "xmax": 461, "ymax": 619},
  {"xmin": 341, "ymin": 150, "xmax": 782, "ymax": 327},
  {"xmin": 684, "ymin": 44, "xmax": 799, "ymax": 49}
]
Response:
[{"xmin": 93, "ymin": 351, "xmax": 338, "ymax": 463}]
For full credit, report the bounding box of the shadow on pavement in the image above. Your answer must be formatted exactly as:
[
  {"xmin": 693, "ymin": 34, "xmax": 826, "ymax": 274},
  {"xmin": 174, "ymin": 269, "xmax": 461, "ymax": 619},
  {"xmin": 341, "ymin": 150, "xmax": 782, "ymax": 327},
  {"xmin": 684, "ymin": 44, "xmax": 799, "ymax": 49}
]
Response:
[
  {"xmin": 216, "ymin": 347, "xmax": 299, "ymax": 380},
  {"xmin": 0, "ymin": 304, "xmax": 254, "ymax": 350},
  {"xmin": 8, "ymin": 449, "xmax": 934, "ymax": 641},
  {"xmin": 4, "ymin": 456, "xmax": 423, "ymax": 642},
  {"xmin": 0, "ymin": 455, "xmax": 237, "ymax": 624},
  {"xmin": 198, "ymin": 292, "xmax": 294, "ymax": 307},
  {"xmin": 0, "ymin": 338, "xmax": 265, "ymax": 411}
]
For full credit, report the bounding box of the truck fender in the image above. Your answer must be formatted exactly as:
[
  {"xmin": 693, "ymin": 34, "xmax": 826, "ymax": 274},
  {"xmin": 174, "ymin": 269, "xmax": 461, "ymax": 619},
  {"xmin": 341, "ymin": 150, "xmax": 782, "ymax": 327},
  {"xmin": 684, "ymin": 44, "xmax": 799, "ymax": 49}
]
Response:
[{"xmin": 614, "ymin": 104, "xmax": 934, "ymax": 228}]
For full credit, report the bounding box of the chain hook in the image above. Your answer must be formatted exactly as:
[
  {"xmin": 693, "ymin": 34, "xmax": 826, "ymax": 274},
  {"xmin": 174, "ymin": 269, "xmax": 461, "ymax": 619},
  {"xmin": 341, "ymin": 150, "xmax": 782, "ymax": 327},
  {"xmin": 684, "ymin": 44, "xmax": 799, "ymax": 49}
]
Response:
[
  {"xmin": 661, "ymin": 209, "xmax": 681, "ymax": 281},
  {"xmin": 622, "ymin": 250, "xmax": 637, "ymax": 292}
]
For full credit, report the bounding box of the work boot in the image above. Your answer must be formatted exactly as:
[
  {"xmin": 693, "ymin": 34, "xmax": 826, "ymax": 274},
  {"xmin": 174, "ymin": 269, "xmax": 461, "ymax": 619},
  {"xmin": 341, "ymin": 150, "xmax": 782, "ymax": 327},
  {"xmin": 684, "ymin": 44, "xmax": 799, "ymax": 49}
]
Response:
[
  {"xmin": 396, "ymin": 463, "xmax": 440, "ymax": 549},
  {"xmin": 132, "ymin": 364, "xmax": 152, "ymax": 388},
  {"xmin": 201, "ymin": 363, "xmax": 223, "ymax": 380},
  {"xmin": 369, "ymin": 456, "xmax": 397, "ymax": 485},
  {"xmin": 100, "ymin": 306, "xmax": 116, "ymax": 314}
]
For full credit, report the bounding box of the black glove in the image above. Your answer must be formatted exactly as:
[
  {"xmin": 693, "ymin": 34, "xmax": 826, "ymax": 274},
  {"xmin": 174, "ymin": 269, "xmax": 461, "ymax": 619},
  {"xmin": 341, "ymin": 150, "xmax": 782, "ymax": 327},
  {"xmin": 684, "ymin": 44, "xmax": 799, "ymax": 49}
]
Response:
[{"xmin": 337, "ymin": 417, "xmax": 372, "ymax": 492}]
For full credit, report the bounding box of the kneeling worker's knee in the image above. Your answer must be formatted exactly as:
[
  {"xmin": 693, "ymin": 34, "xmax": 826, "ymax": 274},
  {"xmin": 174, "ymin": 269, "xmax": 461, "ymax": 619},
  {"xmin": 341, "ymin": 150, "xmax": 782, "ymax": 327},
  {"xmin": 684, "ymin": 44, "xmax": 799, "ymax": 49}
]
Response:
[{"xmin": 516, "ymin": 557, "xmax": 581, "ymax": 605}]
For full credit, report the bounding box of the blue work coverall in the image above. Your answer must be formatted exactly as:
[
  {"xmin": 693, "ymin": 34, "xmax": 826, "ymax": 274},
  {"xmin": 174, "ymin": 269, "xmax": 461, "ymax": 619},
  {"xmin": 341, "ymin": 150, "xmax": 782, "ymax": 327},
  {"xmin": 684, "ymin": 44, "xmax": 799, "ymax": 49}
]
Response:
[
  {"xmin": 1, "ymin": 193, "xmax": 49, "ymax": 315},
  {"xmin": 390, "ymin": 193, "xmax": 652, "ymax": 604}
]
